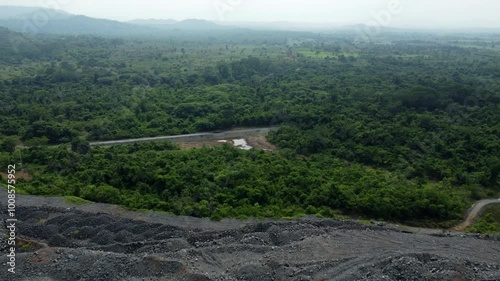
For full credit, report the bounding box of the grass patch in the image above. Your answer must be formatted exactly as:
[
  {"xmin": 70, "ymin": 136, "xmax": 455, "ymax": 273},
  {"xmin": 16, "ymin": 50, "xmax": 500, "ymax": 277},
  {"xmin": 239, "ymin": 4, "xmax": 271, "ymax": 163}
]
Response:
[
  {"xmin": 482, "ymin": 204, "xmax": 500, "ymax": 222},
  {"xmin": 298, "ymin": 50, "xmax": 359, "ymax": 59},
  {"xmin": 18, "ymin": 240, "xmax": 33, "ymax": 251},
  {"xmin": 467, "ymin": 204, "xmax": 500, "ymax": 234},
  {"xmin": 64, "ymin": 196, "xmax": 92, "ymax": 206},
  {"xmin": 452, "ymin": 44, "xmax": 500, "ymax": 51},
  {"xmin": 358, "ymin": 219, "xmax": 374, "ymax": 226},
  {"xmin": 467, "ymin": 214, "xmax": 500, "ymax": 234}
]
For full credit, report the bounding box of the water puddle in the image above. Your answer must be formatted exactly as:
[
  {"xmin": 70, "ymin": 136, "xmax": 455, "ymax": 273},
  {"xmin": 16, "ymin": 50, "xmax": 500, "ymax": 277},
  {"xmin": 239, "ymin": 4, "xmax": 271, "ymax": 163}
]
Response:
[
  {"xmin": 217, "ymin": 139, "xmax": 253, "ymax": 150},
  {"xmin": 232, "ymin": 139, "xmax": 253, "ymax": 150}
]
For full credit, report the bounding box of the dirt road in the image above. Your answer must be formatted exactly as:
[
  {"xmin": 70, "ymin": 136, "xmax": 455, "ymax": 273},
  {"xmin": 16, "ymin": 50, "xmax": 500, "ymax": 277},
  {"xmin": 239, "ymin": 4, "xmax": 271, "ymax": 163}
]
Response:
[
  {"xmin": 0, "ymin": 188, "xmax": 499, "ymax": 281},
  {"xmin": 454, "ymin": 198, "xmax": 500, "ymax": 231},
  {"xmin": 89, "ymin": 127, "xmax": 278, "ymax": 146}
]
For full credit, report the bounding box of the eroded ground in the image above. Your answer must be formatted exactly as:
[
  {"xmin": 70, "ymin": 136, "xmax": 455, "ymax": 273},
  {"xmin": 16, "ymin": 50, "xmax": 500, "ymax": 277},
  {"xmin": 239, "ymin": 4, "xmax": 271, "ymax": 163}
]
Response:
[
  {"xmin": 178, "ymin": 136, "xmax": 277, "ymax": 151},
  {"xmin": 1, "ymin": 190, "xmax": 499, "ymax": 281}
]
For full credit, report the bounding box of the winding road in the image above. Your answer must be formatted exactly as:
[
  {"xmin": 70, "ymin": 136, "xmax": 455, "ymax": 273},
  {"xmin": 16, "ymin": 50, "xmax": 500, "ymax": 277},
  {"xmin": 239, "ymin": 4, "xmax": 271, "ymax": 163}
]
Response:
[
  {"xmin": 7, "ymin": 124, "xmax": 500, "ymax": 233},
  {"xmin": 89, "ymin": 127, "xmax": 278, "ymax": 146},
  {"xmin": 453, "ymin": 198, "xmax": 500, "ymax": 231}
]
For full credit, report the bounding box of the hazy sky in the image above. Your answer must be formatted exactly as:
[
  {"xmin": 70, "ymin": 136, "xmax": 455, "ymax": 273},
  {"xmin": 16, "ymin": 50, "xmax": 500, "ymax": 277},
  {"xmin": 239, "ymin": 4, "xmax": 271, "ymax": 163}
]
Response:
[{"xmin": 1, "ymin": 0, "xmax": 499, "ymax": 27}]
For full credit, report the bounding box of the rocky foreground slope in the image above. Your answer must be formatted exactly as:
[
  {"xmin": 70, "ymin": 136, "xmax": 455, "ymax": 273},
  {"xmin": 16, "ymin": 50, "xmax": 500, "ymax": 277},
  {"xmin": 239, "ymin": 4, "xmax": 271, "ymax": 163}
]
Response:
[{"xmin": 1, "ymin": 190, "xmax": 500, "ymax": 281}]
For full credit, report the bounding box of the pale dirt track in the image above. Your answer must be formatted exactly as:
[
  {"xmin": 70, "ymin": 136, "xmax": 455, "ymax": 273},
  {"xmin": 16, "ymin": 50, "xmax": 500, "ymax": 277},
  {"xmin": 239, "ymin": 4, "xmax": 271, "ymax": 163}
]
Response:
[
  {"xmin": 89, "ymin": 127, "xmax": 278, "ymax": 147},
  {"xmin": 454, "ymin": 198, "xmax": 500, "ymax": 231}
]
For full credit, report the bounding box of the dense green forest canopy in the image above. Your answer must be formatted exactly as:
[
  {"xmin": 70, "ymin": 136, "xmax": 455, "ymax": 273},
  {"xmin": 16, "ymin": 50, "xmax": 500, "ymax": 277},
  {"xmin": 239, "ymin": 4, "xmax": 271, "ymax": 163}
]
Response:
[{"xmin": 1, "ymin": 27, "xmax": 499, "ymax": 227}]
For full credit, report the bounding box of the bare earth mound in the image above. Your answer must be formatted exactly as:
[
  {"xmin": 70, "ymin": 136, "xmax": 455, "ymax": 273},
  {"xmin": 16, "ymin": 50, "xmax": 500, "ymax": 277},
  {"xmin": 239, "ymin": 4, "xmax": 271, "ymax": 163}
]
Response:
[{"xmin": 1, "ymin": 191, "xmax": 499, "ymax": 281}]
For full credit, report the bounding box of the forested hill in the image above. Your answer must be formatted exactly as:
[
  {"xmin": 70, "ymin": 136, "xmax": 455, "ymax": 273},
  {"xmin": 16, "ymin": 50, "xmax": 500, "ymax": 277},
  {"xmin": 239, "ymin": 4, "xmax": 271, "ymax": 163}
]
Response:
[
  {"xmin": 0, "ymin": 15, "xmax": 155, "ymax": 36},
  {"xmin": 0, "ymin": 6, "xmax": 70, "ymax": 19},
  {"xmin": 0, "ymin": 27, "xmax": 45, "ymax": 61},
  {"xmin": 0, "ymin": 29, "xmax": 499, "ymax": 227},
  {"xmin": 0, "ymin": 6, "xmax": 226, "ymax": 35}
]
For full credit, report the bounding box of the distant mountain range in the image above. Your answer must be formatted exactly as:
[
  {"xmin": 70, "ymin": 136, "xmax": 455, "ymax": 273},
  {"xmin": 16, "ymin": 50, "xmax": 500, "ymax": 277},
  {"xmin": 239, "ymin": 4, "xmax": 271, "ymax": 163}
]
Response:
[
  {"xmin": 0, "ymin": 5, "xmax": 347, "ymax": 36},
  {"xmin": 0, "ymin": 6, "xmax": 70, "ymax": 19},
  {"xmin": 0, "ymin": 27, "xmax": 45, "ymax": 62},
  {"xmin": 0, "ymin": 6, "xmax": 228, "ymax": 35},
  {"xmin": 1, "ymin": 5, "xmax": 498, "ymax": 36},
  {"xmin": 0, "ymin": 6, "xmax": 151, "ymax": 35},
  {"xmin": 128, "ymin": 19, "xmax": 178, "ymax": 26},
  {"xmin": 130, "ymin": 18, "xmax": 226, "ymax": 30}
]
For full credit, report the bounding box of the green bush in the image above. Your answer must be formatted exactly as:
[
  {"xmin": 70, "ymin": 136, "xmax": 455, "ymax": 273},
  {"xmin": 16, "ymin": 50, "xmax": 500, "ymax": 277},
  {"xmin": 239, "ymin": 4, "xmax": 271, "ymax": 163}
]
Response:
[
  {"xmin": 467, "ymin": 214, "xmax": 500, "ymax": 234},
  {"xmin": 81, "ymin": 184, "xmax": 121, "ymax": 204}
]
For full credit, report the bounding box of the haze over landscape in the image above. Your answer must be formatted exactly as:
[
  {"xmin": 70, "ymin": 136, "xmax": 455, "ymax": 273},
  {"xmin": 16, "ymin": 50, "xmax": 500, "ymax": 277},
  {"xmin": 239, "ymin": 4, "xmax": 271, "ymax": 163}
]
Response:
[
  {"xmin": 1, "ymin": 1, "xmax": 500, "ymax": 280},
  {"xmin": 0, "ymin": 0, "xmax": 500, "ymax": 29}
]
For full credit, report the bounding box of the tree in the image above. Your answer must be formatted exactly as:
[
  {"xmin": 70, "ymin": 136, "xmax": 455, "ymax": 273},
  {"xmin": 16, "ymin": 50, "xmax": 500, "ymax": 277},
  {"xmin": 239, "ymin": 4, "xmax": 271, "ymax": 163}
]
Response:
[
  {"xmin": 81, "ymin": 184, "xmax": 121, "ymax": 204},
  {"xmin": 71, "ymin": 138, "xmax": 90, "ymax": 154},
  {"xmin": 0, "ymin": 136, "xmax": 17, "ymax": 153}
]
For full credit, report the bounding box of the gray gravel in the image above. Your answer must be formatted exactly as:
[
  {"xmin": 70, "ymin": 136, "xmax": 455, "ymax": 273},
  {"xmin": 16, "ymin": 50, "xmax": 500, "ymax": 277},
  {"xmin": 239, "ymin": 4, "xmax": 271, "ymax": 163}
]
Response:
[{"xmin": 1, "ymin": 189, "xmax": 499, "ymax": 280}]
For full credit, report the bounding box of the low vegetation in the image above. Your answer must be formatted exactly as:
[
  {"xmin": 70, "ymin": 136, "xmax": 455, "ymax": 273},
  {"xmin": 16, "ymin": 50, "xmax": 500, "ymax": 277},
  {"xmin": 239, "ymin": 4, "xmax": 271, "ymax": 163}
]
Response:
[
  {"xmin": 468, "ymin": 205, "xmax": 500, "ymax": 234},
  {"xmin": 0, "ymin": 27, "xmax": 499, "ymax": 227}
]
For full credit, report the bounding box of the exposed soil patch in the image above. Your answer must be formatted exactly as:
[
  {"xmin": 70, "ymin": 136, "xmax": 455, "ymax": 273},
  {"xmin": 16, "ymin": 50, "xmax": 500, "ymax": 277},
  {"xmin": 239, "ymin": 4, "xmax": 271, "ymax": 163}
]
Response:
[
  {"xmin": 90, "ymin": 127, "xmax": 278, "ymax": 147},
  {"xmin": 0, "ymin": 170, "xmax": 33, "ymax": 181},
  {"xmin": 246, "ymin": 135, "xmax": 278, "ymax": 151},
  {"xmin": 178, "ymin": 136, "xmax": 277, "ymax": 151},
  {"xmin": 178, "ymin": 140, "xmax": 226, "ymax": 149}
]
